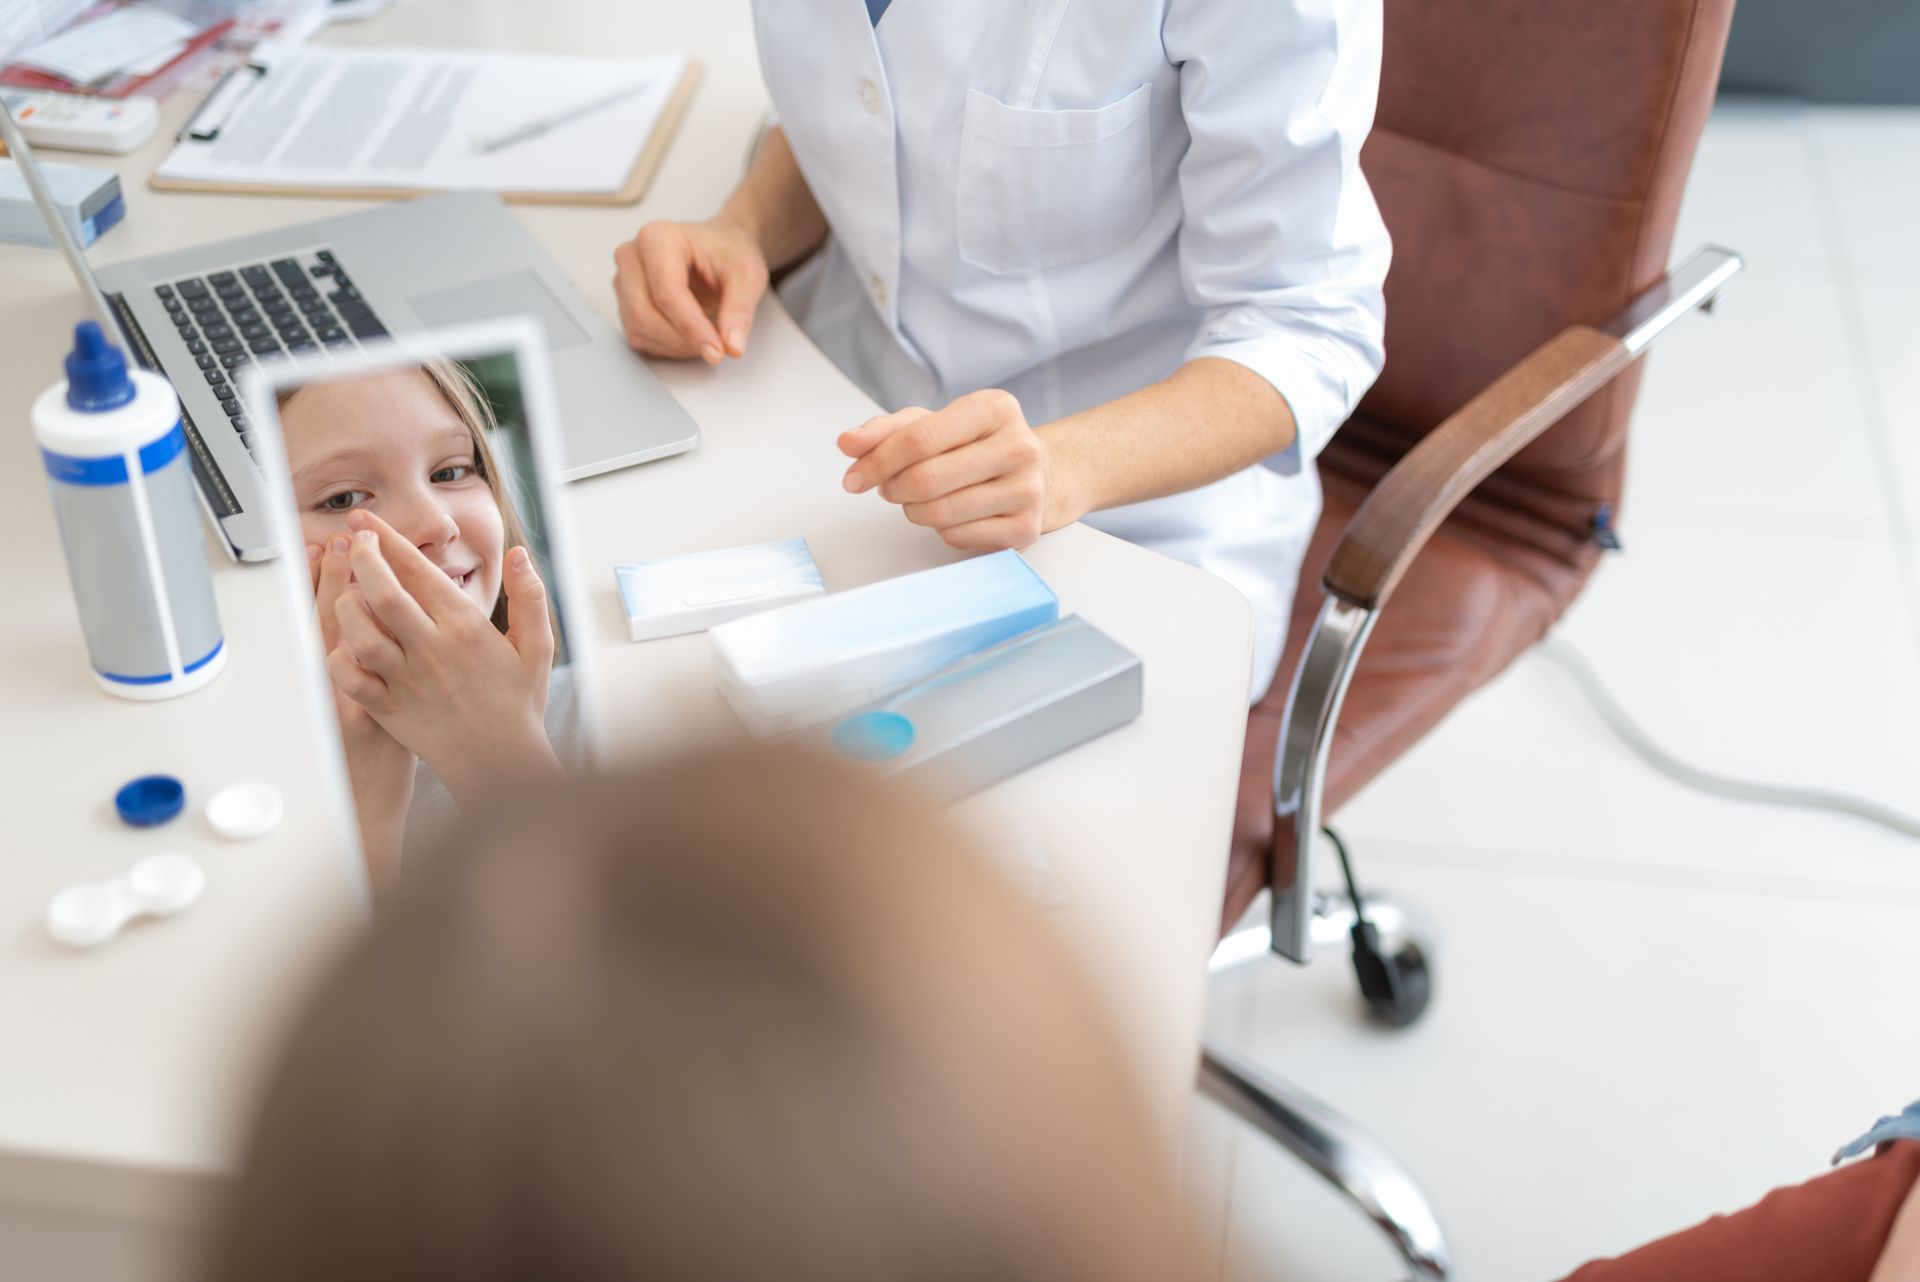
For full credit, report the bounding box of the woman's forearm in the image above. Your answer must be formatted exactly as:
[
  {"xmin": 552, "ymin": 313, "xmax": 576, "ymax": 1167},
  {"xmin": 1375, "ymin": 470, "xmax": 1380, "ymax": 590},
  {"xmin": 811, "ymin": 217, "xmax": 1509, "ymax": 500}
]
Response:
[
  {"xmin": 717, "ymin": 126, "xmax": 829, "ymax": 273},
  {"xmin": 1036, "ymin": 356, "xmax": 1300, "ymax": 530}
]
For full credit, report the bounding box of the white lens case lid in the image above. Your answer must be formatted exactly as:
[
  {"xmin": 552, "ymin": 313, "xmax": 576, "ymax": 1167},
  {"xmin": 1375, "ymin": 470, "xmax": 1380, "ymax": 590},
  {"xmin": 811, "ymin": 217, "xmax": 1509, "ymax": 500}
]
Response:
[
  {"xmin": 47, "ymin": 853, "xmax": 206, "ymax": 950},
  {"xmin": 206, "ymin": 782, "xmax": 283, "ymax": 841}
]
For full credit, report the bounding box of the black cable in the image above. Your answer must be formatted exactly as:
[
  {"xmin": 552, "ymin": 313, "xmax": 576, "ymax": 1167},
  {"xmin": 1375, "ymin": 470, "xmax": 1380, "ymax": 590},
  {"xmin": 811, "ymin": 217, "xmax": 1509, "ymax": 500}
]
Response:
[
  {"xmin": 1323, "ymin": 821, "xmax": 1426, "ymax": 1024},
  {"xmin": 1322, "ymin": 823, "xmax": 1365, "ymax": 914}
]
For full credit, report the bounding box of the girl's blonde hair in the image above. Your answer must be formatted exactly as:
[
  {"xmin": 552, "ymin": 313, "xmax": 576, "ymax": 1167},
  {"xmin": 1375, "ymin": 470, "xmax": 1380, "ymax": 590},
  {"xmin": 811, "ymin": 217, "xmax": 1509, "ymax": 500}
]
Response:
[{"xmin": 416, "ymin": 358, "xmax": 528, "ymax": 635}]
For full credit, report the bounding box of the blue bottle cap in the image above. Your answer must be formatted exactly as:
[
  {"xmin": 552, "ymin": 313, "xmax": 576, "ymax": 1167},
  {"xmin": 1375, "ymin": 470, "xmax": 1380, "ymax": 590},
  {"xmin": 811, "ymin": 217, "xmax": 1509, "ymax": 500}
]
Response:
[
  {"xmin": 115, "ymin": 775, "xmax": 185, "ymax": 828},
  {"xmin": 831, "ymin": 711, "xmax": 916, "ymax": 762},
  {"xmin": 65, "ymin": 321, "xmax": 136, "ymax": 412}
]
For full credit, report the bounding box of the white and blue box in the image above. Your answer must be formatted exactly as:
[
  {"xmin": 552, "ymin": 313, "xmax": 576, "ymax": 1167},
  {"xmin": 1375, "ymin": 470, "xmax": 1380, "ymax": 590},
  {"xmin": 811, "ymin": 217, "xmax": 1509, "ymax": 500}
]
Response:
[
  {"xmin": 616, "ymin": 537, "xmax": 824, "ymax": 641},
  {"xmin": 0, "ymin": 158, "xmax": 124, "ymax": 249},
  {"xmin": 812, "ymin": 614, "xmax": 1143, "ymax": 801},
  {"xmin": 710, "ymin": 549, "xmax": 1059, "ymax": 737}
]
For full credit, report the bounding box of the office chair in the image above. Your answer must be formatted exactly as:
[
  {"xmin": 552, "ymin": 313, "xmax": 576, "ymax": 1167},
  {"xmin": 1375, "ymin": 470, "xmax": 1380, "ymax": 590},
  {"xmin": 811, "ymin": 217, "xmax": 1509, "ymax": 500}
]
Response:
[{"xmin": 1197, "ymin": 0, "xmax": 1742, "ymax": 1275}]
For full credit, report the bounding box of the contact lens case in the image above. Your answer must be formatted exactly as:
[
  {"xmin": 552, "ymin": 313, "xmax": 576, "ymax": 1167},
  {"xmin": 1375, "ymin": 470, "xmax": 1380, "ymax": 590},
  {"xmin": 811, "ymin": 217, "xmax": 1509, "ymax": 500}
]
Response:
[{"xmin": 46, "ymin": 853, "xmax": 207, "ymax": 949}]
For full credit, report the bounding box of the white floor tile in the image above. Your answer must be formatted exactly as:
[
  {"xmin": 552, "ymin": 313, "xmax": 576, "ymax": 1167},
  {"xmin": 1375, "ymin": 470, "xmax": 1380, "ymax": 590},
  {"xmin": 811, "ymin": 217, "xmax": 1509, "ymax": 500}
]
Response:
[
  {"xmin": 1335, "ymin": 519, "xmax": 1920, "ymax": 893},
  {"xmin": 1219, "ymin": 1121, "xmax": 1408, "ymax": 1282},
  {"xmin": 1807, "ymin": 108, "xmax": 1920, "ymax": 272},
  {"xmin": 1670, "ymin": 101, "xmax": 1827, "ymax": 271},
  {"xmin": 1213, "ymin": 857, "xmax": 1920, "ymax": 1282},
  {"xmin": 1846, "ymin": 268, "xmax": 1920, "ymax": 544},
  {"xmin": 1622, "ymin": 257, "xmax": 1895, "ymax": 536}
]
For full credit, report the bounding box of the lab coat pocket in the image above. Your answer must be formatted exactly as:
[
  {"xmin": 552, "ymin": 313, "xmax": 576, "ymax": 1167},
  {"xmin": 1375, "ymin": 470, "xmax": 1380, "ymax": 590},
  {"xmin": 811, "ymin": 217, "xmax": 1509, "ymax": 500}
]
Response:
[{"xmin": 957, "ymin": 83, "xmax": 1153, "ymax": 276}]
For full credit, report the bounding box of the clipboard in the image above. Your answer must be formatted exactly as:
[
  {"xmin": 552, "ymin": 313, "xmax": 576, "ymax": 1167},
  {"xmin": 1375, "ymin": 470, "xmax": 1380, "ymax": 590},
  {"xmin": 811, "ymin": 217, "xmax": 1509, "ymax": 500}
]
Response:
[{"xmin": 149, "ymin": 53, "xmax": 702, "ymax": 207}]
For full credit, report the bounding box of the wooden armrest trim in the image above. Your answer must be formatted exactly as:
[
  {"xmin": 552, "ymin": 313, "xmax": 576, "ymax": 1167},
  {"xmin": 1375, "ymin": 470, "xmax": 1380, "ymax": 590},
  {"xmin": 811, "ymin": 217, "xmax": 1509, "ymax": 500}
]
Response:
[{"xmin": 1323, "ymin": 325, "xmax": 1633, "ymax": 611}]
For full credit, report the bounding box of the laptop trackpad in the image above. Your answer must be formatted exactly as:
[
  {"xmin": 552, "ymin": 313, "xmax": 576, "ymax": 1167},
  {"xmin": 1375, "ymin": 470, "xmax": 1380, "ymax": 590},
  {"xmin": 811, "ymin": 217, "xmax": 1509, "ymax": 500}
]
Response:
[{"xmin": 406, "ymin": 271, "xmax": 590, "ymax": 350}]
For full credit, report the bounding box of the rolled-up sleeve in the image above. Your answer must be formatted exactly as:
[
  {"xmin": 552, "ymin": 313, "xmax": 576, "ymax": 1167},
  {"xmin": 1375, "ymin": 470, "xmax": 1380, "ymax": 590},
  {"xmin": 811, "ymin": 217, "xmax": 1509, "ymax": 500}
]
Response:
[{"xmin": 1164, "ymin": 0, "xmax": 1391, "ymax": 462}]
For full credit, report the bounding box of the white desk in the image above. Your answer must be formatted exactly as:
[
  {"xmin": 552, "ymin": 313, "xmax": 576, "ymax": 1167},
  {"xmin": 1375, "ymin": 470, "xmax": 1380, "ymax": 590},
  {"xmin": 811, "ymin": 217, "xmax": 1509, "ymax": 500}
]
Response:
[{"xmin": 0, "ymin": 4, "xmax": 1251, "ymax": 1278}]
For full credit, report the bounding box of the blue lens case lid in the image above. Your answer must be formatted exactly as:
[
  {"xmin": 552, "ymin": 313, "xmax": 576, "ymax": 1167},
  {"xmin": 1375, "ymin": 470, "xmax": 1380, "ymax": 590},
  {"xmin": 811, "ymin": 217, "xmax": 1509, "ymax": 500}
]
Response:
[{"xmin": 114, "ymin": 775, "xmax": 185, "ymax": 828}]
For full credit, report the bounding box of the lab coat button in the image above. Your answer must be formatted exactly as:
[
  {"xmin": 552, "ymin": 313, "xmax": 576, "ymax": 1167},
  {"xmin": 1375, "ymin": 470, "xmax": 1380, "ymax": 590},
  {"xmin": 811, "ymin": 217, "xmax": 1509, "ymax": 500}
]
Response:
[
  {"xmin": 858, "ymin": 79, "xmax": 880, "ymax": 114},
  {"xmin": 868, "ymin": 274, "xmax": 888, "ymax": 307}
]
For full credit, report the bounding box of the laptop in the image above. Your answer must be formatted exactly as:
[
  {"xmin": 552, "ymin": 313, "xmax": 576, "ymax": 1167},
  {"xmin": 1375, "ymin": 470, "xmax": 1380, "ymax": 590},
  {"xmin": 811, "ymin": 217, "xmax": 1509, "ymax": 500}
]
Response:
[{"xmin": 3, "ymin": 108, "xmax": 698, "ymax": 563}]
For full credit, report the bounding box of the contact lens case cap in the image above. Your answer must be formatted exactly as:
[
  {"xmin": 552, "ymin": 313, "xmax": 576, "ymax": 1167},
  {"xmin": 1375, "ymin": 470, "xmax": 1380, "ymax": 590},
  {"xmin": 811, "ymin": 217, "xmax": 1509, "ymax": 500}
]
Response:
[{"xmin": 114, "ymin": 774, "xmax": 184, "ymax": 827}]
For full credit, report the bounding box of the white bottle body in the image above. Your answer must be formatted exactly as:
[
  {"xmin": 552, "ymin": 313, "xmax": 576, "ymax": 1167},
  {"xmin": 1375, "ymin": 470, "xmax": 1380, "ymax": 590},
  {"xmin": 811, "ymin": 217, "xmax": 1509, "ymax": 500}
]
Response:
[{"xmin": 33, "ymin": 369, "xmax": 226, "ymax": 699}]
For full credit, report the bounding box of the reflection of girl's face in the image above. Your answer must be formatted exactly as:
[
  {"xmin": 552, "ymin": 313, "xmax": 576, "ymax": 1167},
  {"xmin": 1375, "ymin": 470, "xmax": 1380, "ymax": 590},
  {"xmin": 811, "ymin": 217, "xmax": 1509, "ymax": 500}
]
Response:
[{"xmin": 283, "ymin": 369, "xmax": 505, "ymax": 616}]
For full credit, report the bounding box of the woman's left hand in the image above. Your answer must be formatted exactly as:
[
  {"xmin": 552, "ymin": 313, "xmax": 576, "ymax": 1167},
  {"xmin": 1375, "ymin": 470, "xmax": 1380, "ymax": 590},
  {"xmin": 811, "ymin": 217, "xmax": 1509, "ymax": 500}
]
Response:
[
  {"xmin": 837, "ymin": 388, "xmax": 1066, "ymax": 550},
  {"xmin": 327, "ymin": 509, "xmax": 560, "ymax": 801}
]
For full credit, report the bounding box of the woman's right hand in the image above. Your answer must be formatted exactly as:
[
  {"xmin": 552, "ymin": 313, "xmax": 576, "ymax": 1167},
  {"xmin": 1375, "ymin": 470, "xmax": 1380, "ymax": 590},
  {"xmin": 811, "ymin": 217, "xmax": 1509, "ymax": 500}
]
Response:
[
  {"xmin": 612, "ymin": 216, "xmax": 770, "ymax": 365},
  {"xmin": 311, "ymin": 537, "xmax": 416, "ymax": 886}
]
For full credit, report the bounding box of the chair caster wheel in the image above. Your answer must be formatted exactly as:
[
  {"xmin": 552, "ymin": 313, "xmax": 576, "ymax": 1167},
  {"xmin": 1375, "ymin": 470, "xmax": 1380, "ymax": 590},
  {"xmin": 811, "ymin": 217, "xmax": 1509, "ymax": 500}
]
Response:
[{"xmin": 1351, "ymin": 925, "xmax": 1432, "ymax": 1028}]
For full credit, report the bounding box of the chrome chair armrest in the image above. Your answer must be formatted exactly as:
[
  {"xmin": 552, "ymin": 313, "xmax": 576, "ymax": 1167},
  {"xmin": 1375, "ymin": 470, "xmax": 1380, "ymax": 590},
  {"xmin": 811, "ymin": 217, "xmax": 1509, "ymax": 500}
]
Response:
[{"xmin": 1264, "ymin": 246, "xmax": 1743, "ymax": 962}]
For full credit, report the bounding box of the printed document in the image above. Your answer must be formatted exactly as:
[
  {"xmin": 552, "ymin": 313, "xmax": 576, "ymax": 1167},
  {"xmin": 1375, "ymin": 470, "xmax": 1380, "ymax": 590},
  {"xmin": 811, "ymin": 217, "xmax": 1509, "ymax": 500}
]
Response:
[
  {"xmin": 1, "ymin": 0, "xmax": 105, "ymax": 66},
  {"xmin": 10, "ymin": 6, "xmax": 196, "ymax": 85},
  {"xmin": 156, "ymin": 42, "xmax": 686, "ymax": 194}
]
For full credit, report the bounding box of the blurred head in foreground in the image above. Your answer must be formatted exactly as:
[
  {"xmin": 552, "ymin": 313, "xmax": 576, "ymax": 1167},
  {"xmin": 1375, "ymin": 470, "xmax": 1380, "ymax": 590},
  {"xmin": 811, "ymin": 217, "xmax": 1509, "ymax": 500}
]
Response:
[{"xmin": 202, "ymin": 748, "xmax": 1201, "ymax": 1282}]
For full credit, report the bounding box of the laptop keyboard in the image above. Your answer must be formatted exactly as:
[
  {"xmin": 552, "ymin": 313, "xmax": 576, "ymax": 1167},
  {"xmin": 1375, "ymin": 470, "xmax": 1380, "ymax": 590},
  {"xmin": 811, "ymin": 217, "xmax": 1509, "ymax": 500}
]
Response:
[{"xmin": 153, "ymin": 248, "xmax": 389, "ymax": 455}]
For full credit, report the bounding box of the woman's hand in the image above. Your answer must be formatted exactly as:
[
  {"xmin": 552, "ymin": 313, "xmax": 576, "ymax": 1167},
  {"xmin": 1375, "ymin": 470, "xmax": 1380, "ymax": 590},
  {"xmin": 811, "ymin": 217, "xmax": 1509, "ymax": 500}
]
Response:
[
  {"xmin": 326, "ymin": 510, "xmax": 561, "ymax": 803},
  {"xmin": 836, "ymin": 389, "xmax": 1069, "ymax": 550},
  {"xmin": 311, "ymin": 537, "xmax": 415, "ymax": 888},
  {"xmin": 612, "ymin": 217, "xmax": 770, "ymax": 364}
]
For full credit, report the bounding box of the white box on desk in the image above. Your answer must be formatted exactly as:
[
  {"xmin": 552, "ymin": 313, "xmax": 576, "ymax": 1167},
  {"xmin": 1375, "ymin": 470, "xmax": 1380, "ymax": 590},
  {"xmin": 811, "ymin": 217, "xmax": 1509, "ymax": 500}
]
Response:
[
  {"xmin": 710, "ymin": 550, "xmax": 1059, "ymax": 738},
  {"xmin": 615, "ymin": 537, "xmax": 824, "ymax": 642}
]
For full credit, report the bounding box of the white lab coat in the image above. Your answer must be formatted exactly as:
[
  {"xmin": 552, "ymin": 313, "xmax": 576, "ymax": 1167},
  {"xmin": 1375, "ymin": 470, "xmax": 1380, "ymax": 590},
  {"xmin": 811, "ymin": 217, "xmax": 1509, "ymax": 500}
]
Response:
[{"xmin": 754, "ymin": 0, "xmax": 1391, "ymax": 700}]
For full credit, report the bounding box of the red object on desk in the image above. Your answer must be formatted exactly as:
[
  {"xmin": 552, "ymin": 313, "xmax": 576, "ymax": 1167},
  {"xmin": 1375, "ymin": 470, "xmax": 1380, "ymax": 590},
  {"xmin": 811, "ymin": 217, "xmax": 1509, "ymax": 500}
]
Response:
[{"xmin": 0, "ymin": 4, "xmax": 234, "ymax": 101}]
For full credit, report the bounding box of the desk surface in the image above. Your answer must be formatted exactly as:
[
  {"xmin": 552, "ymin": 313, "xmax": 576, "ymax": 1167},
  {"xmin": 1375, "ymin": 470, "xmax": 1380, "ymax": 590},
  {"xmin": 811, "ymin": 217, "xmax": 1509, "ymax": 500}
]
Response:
[{"xmin": 0, "ymin": 0, "xmax": 1250, "ymax": 1263}]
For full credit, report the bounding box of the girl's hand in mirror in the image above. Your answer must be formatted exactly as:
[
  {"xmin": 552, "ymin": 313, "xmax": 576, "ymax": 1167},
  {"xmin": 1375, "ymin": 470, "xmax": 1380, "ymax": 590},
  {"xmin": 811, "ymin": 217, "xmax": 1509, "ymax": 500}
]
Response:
[
  {"xmin": 311, "ymin": 536, "xmax": 415, "ymax": 885},
  {"xmin": 326, "ymin": 510, "xmax": 560, "ymax": 801}
]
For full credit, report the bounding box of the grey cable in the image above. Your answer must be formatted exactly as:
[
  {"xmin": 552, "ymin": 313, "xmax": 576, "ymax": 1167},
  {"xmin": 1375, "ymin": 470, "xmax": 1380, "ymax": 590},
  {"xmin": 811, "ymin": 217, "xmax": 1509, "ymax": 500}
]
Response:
[{"xmin": 1536, "ymin": 634, "xmax": 1920, "ymax": 842}]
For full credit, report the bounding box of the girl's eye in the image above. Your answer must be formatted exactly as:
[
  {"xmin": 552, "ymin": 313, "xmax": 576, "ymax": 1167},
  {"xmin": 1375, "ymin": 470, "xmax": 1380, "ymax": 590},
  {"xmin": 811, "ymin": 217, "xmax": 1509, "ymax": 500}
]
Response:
[
  {"xmin": 321, "ymin": 490, "xmax": 368, "ymax": 512},
  {"xmin": 432, "ymin": 464, "xmax": 473, "ymax": 484}
]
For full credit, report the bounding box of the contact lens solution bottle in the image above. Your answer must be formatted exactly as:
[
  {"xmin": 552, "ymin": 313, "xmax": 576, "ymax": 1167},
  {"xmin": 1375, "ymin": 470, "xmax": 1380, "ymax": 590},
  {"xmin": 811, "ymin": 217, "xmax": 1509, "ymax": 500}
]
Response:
[{"xmin": 33, "ymin": 322, "xmax": 226, "ymax": 698}]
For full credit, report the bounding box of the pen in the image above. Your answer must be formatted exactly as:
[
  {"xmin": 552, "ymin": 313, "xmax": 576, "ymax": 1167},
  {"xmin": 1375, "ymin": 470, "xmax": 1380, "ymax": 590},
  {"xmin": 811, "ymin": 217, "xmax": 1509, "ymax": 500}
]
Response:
[{"xmin": 471, "ymin": 82, "xmax": 649, "ymax": 154}]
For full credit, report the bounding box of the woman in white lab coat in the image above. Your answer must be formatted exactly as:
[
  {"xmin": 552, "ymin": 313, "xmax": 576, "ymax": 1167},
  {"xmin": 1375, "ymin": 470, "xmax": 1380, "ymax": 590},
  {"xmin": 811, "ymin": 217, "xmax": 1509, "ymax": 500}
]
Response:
[{"xmin": 613, "ymin": 0, "xmax": 1391, "ymax": 698}]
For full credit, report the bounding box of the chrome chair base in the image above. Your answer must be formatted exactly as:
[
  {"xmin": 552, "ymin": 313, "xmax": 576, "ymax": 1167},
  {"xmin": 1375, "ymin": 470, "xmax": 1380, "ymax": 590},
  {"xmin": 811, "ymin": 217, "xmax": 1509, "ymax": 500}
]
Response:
[
  {"xmin": 1203, "ymin": 890, "xmax": 1453, "ymax": 1280},
  {"xmin": 1198, "ymin": 1044, "xmax": 1452, "ymax": 1281}
]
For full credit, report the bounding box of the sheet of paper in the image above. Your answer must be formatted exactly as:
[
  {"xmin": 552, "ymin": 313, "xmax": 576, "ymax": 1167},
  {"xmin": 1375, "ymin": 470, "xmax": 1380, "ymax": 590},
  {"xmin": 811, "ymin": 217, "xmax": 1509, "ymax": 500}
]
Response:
[
  {"xmin": 0, "ymin": 0, "xmax": 92, "ymax": 66},
  {"xmin": 118, "ymin": 33, "xmax": 181, "ymax": 76},
  {"xmin": 156, "ymin": 42, "xmax": 687, "ymax": 195},
  {"xmin": 11, "ymin": 6, "xmax": 195, "ymax": 85}
]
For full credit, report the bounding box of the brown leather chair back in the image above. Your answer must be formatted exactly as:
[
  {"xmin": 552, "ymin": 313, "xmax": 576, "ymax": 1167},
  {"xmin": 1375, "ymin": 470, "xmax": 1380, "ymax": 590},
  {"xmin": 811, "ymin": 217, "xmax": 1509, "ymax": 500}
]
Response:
[
  {"xmin": 1341, "ymin": 0, "xmax": 1736, "ymax": 555},
  {"xmin": 1226, "ymin": 0, "xmax": 1735, "ymax": 933}
]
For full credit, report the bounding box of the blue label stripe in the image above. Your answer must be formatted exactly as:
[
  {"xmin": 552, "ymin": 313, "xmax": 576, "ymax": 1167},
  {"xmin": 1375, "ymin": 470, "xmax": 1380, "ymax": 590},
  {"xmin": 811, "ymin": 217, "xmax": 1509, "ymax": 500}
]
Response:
[
  {"xmin": 96, "ymin": 637, "xmax": 224, "ymax": 686},
  {"xmin": 41, "ymin": 422, "xmax": 187, "ymax": 487},
  {"xmin": 43, "ymin": 447, "xmax": 125, "ymax": 486},
  {"xmin": 139, "ymin": 423, "xmax": 186, "ymax": 473}
]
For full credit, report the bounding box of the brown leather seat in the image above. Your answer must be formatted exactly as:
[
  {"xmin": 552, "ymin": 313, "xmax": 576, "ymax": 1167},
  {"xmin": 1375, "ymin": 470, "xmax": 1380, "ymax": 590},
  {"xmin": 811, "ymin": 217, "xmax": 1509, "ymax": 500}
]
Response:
[{"xmin": 1226, "ymin": 0, "xmax": 1736, "ymax": 932}]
